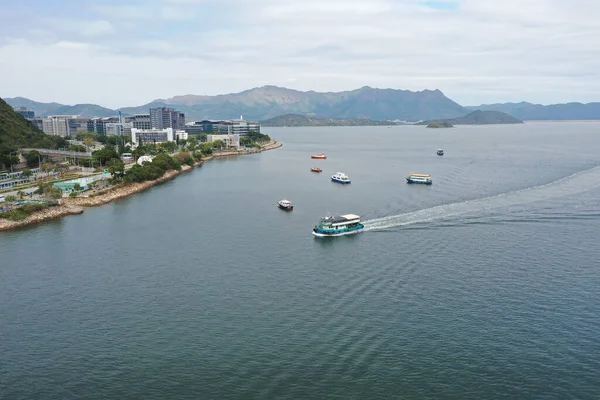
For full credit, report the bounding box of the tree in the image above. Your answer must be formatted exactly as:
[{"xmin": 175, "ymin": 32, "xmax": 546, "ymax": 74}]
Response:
[
  {"xmin": 73, "ymin": 183, "xmax": 82, "ymax": 192},
  {"xmin": 83, "ymin": 137, "xmax": 95, "ymax": 152},
  {"xmin": 24, "ymin": 151, "xmax": 41, "ymax": 167},
  {"xmin": 22, "ymin": 169, "xmax": 33, "ymax": 180},
  {"xmin": 108, "ymin": 158, "xmax": 125, "ymax": 178},
  {"xmin": 158, "ymin": 141, "xmax": 177, "ymax": 153},
  {"xmin": 68, "ymin": 144, "xmax": 87, "ymax": 152},
  {"xmin": 92, "ymin": 146, "xmax": 119, "ymax": 166},
  {"xmin": 211, "ymin": 140, "xmax": 225, "ymax": 150},
  {"xmin": 40, "ymin": 163, "xmax": 52, "ymax": 173},
  {"xmin": 35, "ymin": 182, "xmax": 62, "ymax": 200}
]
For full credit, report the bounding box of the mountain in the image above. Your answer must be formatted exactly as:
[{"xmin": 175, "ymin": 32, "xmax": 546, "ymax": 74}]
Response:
[
  {"xmin": 0, "ymin": 97, "xmax": 64, "ymax": 152},
  {"xmin": 260, "ymin": 114, "xmax": 396, "ymax": 127},
  {"xmin": 146, "ymin": 85, "xmax": 469, "ymax": 121},
  {"xmin": 10, "ymin": 86, "xmax": 600, "ymax": 122},
  {"xmin": 4, "ymin": 97, "xmax": 117, "ymax": 117},
  {"xmin": 419, "ymin": 110, "xmax": 524, "ymax": 125},
  {"xmin": 466, "ymin": 102, "xmax": 600, "ymax": 120}
]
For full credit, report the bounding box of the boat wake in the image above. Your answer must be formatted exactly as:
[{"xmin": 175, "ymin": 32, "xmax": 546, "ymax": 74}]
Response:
[{"xmin": 363, "ymin": 165, "xmax": 600, "ymax": 232}]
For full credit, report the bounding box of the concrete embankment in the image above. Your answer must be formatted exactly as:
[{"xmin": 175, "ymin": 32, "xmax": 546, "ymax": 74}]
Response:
[{"xmin": 0, "ymin": 204, "xmax": 84, "ymax": 232}]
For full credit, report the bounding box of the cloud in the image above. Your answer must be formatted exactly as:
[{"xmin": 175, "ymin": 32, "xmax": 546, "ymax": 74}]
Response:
[
  {"xmin": 46, "ymin": 19, "xmax": 115, "ymax": 37},
  {"xmin": 90, "ymin": 3, "xmax": 195, "ymax": 21},
  {"xmin": 1, "ymin": 0, "xmax": 599, "ymax": 107}
]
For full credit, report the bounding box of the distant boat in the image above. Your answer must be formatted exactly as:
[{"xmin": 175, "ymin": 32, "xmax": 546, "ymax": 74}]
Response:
[
  {"xmin": 406, "ymin": 173, "xmax": 432, "ymax": 185},
  {"xmin": 311, "ymin": 167, "xmax": 322, "ymax": 173},
  {"xmin": 312, "ymin": 214, "xmax": 364, "ymax": 237},
  {"xmin": 331, "ymin": 172, "xmax": 351, "ymax": 184},
  {"xmin": 311, "ymin": 153, "xmax": 327, "ymax": 159},
  {"xmin": 437, "ymin": 149, "xmax": 444, "ymax": 156},
  {"xmin": 278, "ymin": 199, "xmax": 293, "ymax": 211}
]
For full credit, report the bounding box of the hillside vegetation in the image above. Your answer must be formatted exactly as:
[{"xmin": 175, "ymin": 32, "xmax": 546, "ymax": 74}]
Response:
[
  {"xmin": 0, "ymin": 97, "xmax": 66, "ymax": 149},
  {"xmin": 0, "ymin": 97, "xmax": 66, "ymax": 168}
]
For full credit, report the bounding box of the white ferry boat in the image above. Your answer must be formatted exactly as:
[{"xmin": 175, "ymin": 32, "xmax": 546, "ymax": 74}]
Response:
[
  {"xmin": 312, "ymin": 214, "xmax": 364, "ymax": 237},
  {"xmin": 406, "ymin": 173, "xmax": 432, "ymax": 185},
  {"xmin": 331, "ymin": 172, "xmax": 351, "ymax": 184}
]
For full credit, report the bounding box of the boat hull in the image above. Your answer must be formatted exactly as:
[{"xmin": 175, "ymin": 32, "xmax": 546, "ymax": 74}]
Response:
[
  {"xmin": 311, "ymin": 155, "xmax": 327, "ymax": 159},
  {"xmin": 278, "ymin": 204, "xmax": 293, "ymax": 211},
  {"xmin": 312, "ymin": 224, "xmax": 364, "ymax": 237},
  {"xmin": 311, "ymin": 169, "xmax": 322, "ymax": 173},
  {"xmin": 331, "ymin": 178, "xmax": 351, "ymax": 184},
  {"xmin": 406, "ymin": 178, "xmax": 432, "ymax": 185}
]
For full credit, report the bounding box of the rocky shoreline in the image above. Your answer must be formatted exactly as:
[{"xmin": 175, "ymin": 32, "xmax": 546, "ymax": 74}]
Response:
[
  {"xmin": 1, "ymin": 142, "xmax": 282, "ymax": 231},
  {"xmin": 0, "ymin": 204, "xmax": 84, "ymax": 232}
]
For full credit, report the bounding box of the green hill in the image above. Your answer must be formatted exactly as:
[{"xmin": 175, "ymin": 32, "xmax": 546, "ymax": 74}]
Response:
[
  {"xmin": 0, "ymin": 97, "xmax": 65, "ymax": 160},
  {"xmin": 419, "ymin": 110, "xmax": 524, "ymax": 126},
  {"xmin": 260, "ymin": 113, "xmax": 395, "ymax": 127}
]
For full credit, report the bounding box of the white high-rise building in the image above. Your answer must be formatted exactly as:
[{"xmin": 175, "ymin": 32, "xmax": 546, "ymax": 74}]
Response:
[{"xmin": 42, "ymin": 115, "xmax": 76, "ymax": 137}]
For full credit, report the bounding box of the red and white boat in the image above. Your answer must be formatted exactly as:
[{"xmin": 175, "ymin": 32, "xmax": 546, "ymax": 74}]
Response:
[
  {"xmin": 311, "ymin": 153, "xmax": 327, "ymax": 159},
  {"xmin": 311, "ymin": 167, "xmax": 322, "ymax": 173}
]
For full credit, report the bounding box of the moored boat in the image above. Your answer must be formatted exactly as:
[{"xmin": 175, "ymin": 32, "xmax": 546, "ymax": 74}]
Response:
[
  {"xmin": 311, "ymin": 167, "xmax": 322, "ymax": 173},
  {"xmin": 278, "ymin": 199, "xmax": 293, "ymax": 211},
  {"xmin": 437, "ymin": 149, "xmax": 444, "ymax": 156},
  {"xmin": 312, "ymin": 214, "xmax": 364, "ymax": 237},
  {"xmin": 331, "ymin": 172, "xmax": 351, "ymax": 184},
  {"xmin": 311, "ymin": 153, "xmax": 327, "ymax": 159},
  {"xmin": 406, "ymin": 173, "xmax": 432, "ymax": 185}
]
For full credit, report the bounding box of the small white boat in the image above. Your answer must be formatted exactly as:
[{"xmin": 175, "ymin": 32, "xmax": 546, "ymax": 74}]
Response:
[
  {"xmin": 331, "ymin": 172, "xmax": 351, "ymax": 184},
  {"xmin": 278, "ymin": 199, "xmax": 293, "ymax": 211}
]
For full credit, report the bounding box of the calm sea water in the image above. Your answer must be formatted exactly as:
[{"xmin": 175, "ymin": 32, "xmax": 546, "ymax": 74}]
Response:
[{"xmin": 2, "ymin": 122, "xmax": 600, "ymax": 399}]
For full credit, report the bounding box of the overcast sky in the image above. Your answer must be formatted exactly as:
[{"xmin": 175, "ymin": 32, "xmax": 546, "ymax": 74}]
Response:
[{"xmin": 1, "ymin": 0, "xmax": 598, "ymax": 108}]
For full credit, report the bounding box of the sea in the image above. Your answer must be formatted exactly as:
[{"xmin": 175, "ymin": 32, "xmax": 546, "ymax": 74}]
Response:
[{"xmin": 1, "ymin": 122, "xmax": 600, "ymax": 399}]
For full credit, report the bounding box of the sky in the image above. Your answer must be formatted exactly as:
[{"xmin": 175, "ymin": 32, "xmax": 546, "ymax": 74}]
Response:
[{"xmin": 0, "ymin": 0, "xmax": 599, "ymax": 108}]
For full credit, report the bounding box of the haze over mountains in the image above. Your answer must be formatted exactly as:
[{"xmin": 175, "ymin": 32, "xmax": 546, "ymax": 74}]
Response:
[{"xmin": 5, "ymin": 86, "xmax": 600, "ymax": 122}]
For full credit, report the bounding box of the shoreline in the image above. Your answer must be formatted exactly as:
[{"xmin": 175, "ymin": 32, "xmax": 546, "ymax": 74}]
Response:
[
  {"xmin": 0, "ymin": 204, "xmax": 84, "ymax": 232},
  {"xmin": 0, "ymin": 141, "xmax": 282, "ymax": 231}
]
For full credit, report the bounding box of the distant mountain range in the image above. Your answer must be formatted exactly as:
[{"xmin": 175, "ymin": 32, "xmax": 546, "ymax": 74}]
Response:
[
  {"xmin": 5, "ymin": 86, "xmax": 600, "ymax": 122},
  {"xmin": 419, "ymin": 110, "xmax": 524, "ymax": 126},
  {"xmin": 465, "ymin": 102, "xmax": 600, "ymax": 121},
  {"xmin": 260, "ymin": 114, "xmax": 395, "ymax": 127},
  {"xmin": 6, "ymin": 97, "xmax": 117, "ymax": 118}
]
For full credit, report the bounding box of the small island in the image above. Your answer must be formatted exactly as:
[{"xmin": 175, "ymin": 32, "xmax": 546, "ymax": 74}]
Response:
[
  {"xmin": 419, "ymin": 110, "xmax": 524, "ymax": 126},
  {"xmin": 426, "ymin": 121, "xmax": 454, "ymax": 128}
]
